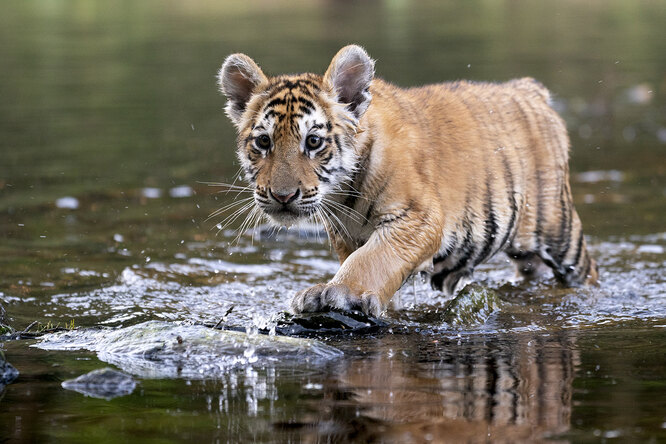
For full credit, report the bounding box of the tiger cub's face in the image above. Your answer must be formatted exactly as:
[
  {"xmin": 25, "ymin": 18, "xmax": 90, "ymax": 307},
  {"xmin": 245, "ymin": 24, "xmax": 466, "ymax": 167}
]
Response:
[{"xmin": 218, "ymin": 47, "xmax": 374, "ymax": 225}]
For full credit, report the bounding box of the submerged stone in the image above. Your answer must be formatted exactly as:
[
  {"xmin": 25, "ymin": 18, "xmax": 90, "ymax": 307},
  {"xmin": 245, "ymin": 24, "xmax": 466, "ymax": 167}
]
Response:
[
  {"xmin": 270, "ymin": 309, "xmax": 388, "ymax": 337},
  {"xmin": 0, "ymin": 350, "xmax": 19, "ymax": 389},
  {"xmin": 61, "ymin": 368, "xmax": 136, "ymax": 400},
  {"xmin": 36, "ymin": 320, "xmax": 342, "ymax": 379},
  {"xmin": 440, "ymin": 285, "xmax": 502, "ymax": 327}
]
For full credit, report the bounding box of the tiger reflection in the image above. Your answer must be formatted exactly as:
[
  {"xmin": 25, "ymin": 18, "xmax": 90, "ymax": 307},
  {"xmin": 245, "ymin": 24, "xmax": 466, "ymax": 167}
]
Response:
[{"xmin": 287, "ymin": 331, "xmax": 578, "ymax": 443}]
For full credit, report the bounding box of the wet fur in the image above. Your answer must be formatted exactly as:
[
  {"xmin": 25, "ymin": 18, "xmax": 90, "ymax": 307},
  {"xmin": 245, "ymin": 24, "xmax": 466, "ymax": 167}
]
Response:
[{"xmin": 218, "ymin": 45, "xmax": 598, "ymax": 316}]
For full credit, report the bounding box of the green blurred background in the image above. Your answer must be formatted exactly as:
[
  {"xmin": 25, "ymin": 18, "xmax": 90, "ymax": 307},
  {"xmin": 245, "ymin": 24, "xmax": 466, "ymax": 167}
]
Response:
[{"xmin": 1, "ymin": 0, "xmax": 664, "ymax": 233}]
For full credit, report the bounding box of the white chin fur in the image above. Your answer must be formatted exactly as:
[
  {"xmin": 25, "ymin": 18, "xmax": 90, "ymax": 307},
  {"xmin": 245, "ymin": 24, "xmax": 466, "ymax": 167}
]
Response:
[{"xmin": 265, "ymin": 211, "xmax": 304, "ymax": 227}]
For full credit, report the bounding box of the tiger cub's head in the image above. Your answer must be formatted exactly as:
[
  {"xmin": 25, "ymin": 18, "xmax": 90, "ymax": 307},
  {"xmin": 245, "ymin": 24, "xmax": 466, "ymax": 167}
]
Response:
[{"xmin": 217, "ymin": 45, "xmax": 374, "ymax": 225}]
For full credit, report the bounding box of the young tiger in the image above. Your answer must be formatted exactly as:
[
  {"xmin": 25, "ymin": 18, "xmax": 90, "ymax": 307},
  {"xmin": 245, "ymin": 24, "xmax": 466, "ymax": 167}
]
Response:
[{"xmin": 217, "ymin": 45, "xmax": 598, "ymax": 317}]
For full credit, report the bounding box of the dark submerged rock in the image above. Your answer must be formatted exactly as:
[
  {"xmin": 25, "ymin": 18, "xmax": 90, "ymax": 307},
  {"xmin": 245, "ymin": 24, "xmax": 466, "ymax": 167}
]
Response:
[
  {"xmin": 268, "ymin": 309, "xmax": 389, "ymax": 337},
  {"xmin": 0, "ymin": 350, "xmax": 19, "ymax": 389},
  {"xmin": 61, "ymin": 367, "xmax": 136, "ymax": 400}
]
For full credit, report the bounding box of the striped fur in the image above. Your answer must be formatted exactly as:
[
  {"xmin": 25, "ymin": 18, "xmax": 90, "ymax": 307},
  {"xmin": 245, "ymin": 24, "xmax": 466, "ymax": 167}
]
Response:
[{"xmin": 218, "ymin": 45, "xmax": 598, "ymax": 316}]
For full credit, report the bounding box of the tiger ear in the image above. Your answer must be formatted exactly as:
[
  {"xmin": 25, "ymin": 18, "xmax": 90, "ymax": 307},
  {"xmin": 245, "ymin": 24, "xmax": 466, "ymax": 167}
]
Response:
[
  {"xmin": 218, "ymin": 54, "xmax": 268, "ymax": 126},
  {"xmin": 323, "ymin": 45, "xmax": 375, "ymax": 119}
]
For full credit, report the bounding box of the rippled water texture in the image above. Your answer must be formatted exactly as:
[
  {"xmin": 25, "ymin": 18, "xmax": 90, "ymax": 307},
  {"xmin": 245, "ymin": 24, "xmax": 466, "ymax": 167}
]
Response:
[{"xmin": 1, "ymin": 1, "xmax": 665, "ymax": 442}]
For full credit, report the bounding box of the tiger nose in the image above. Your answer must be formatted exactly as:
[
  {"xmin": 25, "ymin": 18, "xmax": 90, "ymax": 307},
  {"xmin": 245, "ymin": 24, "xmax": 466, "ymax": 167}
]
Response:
[{"xmin": 269, "ymin": 188, "xmax": 300, "ymax": 204}]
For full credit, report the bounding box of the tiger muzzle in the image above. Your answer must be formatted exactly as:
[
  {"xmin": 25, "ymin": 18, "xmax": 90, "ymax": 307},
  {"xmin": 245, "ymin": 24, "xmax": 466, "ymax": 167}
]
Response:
[{"xmin": 268, "ymin": 187, "xmax": 300, "ymax": 205}]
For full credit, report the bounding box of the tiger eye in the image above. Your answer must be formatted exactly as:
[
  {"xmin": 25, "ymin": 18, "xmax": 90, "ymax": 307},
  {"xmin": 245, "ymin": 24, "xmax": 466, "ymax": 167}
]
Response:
[
  {"xmin": 306, "ymin": 135, "xmax": 323, "ymax": 150},
  {"xmin": 256, "ymin": 134, "xmax": 271, "ymax": 149}
]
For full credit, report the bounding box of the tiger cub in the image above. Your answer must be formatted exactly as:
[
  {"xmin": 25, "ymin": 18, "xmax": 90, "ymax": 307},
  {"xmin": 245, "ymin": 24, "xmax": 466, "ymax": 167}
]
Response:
[{"xmin": 217, "ymin": 45, "xmax": 598, "ymax": 316}]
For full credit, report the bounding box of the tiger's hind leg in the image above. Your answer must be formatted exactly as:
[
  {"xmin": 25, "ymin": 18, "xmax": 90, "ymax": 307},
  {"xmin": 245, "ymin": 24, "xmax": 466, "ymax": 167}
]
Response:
[
  {"xmin": 542, "ymin": 208, "xmax": 598, "ymax": 286},
  {"xmin": 506, "ymin": 203, "xmax": 597, "ymax": 286},
  {"xmin": 536, "ymin": 208, "xmax": 598, "ymax": 286}
]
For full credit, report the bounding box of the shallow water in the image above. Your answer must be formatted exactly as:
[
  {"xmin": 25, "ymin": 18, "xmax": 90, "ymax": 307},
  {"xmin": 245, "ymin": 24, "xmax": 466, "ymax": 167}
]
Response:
[{"xmin": 2, "ymin": 0, "xmax": 666, "ymax": 442}]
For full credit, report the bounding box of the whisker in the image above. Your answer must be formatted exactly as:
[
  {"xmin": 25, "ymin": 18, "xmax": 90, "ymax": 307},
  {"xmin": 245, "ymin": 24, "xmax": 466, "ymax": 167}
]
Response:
[
  {"xmin": 205, "ymin": 197, "xmax": 254, "ymax": 222},
  {"xmin": 322, "ymin": 197, "xmax": 368, "ymax": 224},
  {"xmin": 320, "ymin": 204, "xmax": 353, "ymax": 241},
  {"xmin": 311, "ymin": 211, "xmax": 325, "ymax": 244},
  {"xmin": 234, "ymin": 206, "xmax": 261, "ymax": 245},
  {"xmin": 314, "ymin": 209, "xmax": 332, "ymax": 244},
  {"xmin": 229, "ymin": 206, "xmax": 254, "ymax": 243},
  {"xmin": 213, "ymin": 201, "xmax": 256, "ymax": 233},
  {"xmin": 198, "ymin": 181, "xmax": 252, "ymax": 192},
  {"xmin": 250, "ymin": 209, "xmax": 265, "ymax": 245}
]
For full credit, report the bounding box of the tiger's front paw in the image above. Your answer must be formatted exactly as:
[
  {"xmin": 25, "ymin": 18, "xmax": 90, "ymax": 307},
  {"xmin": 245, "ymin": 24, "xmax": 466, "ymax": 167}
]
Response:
[{"xmin": 290, "ymin": 283, "xmax": 382, "ymax": 317}]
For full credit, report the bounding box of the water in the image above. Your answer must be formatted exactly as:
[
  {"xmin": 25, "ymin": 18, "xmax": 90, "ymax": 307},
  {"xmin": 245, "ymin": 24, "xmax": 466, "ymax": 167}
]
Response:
[{"xmin": 1, "ymin": 0, "xmax": 666, "ymax": 442}]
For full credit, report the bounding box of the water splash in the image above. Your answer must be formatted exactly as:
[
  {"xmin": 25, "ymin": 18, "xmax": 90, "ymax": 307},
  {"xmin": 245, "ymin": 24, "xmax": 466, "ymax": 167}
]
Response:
[{"xmin": 35, "ymin": 321, "xmax": 342, "ymax": 379}]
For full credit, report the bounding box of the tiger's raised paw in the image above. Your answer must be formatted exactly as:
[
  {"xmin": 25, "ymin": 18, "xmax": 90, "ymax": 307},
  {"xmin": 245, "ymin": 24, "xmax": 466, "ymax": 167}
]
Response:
[{"xmin": 290, "ymin": 283, "xmax": 382, "ymax": 317}]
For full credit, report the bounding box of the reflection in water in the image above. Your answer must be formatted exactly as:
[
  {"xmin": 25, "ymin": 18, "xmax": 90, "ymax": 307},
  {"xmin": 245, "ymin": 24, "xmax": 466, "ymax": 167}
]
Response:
[
  {"xmin": 194, "ymin": 332, "xmax": 579, "ymax": 442},
  {"xmin": 314, "ymin": 333, "xmax": 579, "ymax": 442}
]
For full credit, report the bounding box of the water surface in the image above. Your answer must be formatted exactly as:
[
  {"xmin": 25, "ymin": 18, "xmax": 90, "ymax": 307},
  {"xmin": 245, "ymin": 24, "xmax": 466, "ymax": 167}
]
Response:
[{"xmin": 1, "ymin": 1, "xmax": 665, "ymax": 442}]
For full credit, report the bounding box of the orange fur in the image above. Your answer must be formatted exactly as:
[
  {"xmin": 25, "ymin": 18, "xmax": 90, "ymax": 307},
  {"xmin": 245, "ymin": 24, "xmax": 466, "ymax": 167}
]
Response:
[{"xmin": 218, "ymin": 45, "xmax": 598, "ymax": 316}]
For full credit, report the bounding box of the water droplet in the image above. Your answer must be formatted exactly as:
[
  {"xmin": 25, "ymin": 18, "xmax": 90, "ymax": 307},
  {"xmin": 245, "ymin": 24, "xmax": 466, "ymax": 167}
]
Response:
[{"xmin": 56, "ymin": 196, "xmax": 79, "ymax": 210}]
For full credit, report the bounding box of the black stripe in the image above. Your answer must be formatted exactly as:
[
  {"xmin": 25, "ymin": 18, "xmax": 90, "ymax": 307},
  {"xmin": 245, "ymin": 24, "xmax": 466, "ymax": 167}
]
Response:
[
  {"xmin": 265, "ymin": 79, "xmax": 320, "ymax": 98},
  {"xmin": 498, "ymin": 151, "xmax": 517, "ymax": 250},
  {"xmin": 581, "ymin": 251, "xmax": 592, "ymax": 280},
  {"xmin": 433, "ymin": 234, "xmax": 457, "ymax": 265},
  {"xmin": 570, "ymin": 229, "xmax": 584, "ymax": 269},
  {"xmin": 474, "ymin": 173, "xmax": 498, "ymax": 266},
  {"xmin": 314, "ymin": 171, "xmax": 330, "ymax": 183},
  {"xmin": 320, "ymin": 151, "xmax": 333, "ymax": 165},
  {"xmin": 534, "ymin": 168, "xmax": 544, "ymax": 250},
  {"xmin": 320, "ymin": 165, "xmax": 347, "ymax": 175},
  {"xmin": 343, "ymin": 194, "xmax": 359, "ymax": 211},
  {"xmin": 556, "ymin": 183, "xmax": 573, "ymax": 263},
  {"xmin": 289, "ymin": 121, "xmax": 300, "ymax": 138},
  {"xmin": 430, "ymin": 270, "xmax": 447, "ymax": 290},
  {"xmin": 294, "ymin": 97, "xmax": 315, "ymax": 111},
  {"xmin": 264, "ymin": 97, "xmax": 287, "ymax": 109},
  {"xmin": 486, "ymin": 355, "xmax": 499, "ymax": 421},
  {"xmin": 444, "ymin": 190, "xmax": 476, "ymax": 275},
  {"xmin": 447, "ymin": 218, "xmax": 475, "ymax": 275},
  {"xmin": 364, "ymin": 202, "xmax": 375, "ymax": 223},
  {"xmin": 250, "ymin": 169, "xmax": 259, "ymax": 182},
  {"xmin": 264, "ymin": 110, "xmax": 284, "ymax": 120},
  {"xmin": 334, "ymin": 135, "xmax": 342, "ymax": 153}
]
